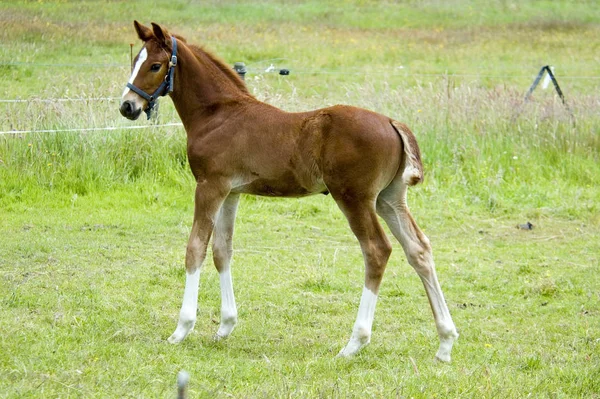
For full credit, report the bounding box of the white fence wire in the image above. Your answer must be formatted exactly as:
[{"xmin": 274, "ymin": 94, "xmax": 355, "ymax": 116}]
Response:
[
  {"xmin": 1, "ymin": 63, "xmax": 596, "ymax": 135},
  {"xmin": 0, "ymin": 123, "xmax": 183, "ymax": 136}
]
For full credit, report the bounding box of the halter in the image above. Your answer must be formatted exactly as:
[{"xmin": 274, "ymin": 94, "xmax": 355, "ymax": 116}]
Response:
[{"xmin": 127, "ymin": 36, "xmax": 178, "ymax": 119}]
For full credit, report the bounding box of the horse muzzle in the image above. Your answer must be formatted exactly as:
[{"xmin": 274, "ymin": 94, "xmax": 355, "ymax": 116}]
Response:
[{"xmin": 119, "ymin": 100, "xmax": 143, "ymax": 120}]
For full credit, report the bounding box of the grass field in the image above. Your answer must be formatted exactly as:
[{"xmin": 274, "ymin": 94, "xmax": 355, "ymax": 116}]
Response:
[{"xmin": 1, "ymin": 1, "xmax": 599, "ymax": 397}]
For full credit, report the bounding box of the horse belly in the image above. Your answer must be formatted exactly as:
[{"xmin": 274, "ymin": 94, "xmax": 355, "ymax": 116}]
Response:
[{"xmin": 234, "ymin": 177, "xmax": 326, "ymax": 197}]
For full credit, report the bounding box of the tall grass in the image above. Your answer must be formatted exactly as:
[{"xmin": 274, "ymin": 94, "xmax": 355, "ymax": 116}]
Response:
[{"xmin": 2, "ymin": 77, "xmax": 598, "ymax": 218}]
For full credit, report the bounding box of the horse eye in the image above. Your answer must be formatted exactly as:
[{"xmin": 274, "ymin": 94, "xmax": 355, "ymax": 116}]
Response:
[{"xmin": 150, "ymin": 63, "xmax": 161, "ymax": 72}]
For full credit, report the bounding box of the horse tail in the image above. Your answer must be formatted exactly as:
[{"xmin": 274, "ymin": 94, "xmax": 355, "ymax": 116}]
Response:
[{"xmin": 390, "ymin": 120, "xmax": 424, "ymax": 186}]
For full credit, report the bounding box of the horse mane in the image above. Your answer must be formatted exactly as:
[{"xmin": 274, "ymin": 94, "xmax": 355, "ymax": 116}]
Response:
[{"xmin": 186, "ymin": 42, "xmax": 251, "ymax": 95}]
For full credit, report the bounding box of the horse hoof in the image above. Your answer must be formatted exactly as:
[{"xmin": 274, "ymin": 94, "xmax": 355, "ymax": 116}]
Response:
[
  {"xmin": 168, "ymin": 320, "xmax": 194, "ymax": 344},
  {"xmin": 214, "ymin": 315, "xmax": 237, "ymax": 341},
  {"xmin": 213, "ymin": 333, "xmax": 226, "ymax": 342},
  {"xmin": 168, "ymin": 333, "xmax": 184, "ymax": 344},
  {"xmin": 337, "ymin": 341, "xmax": 367, "ymax": 357},
  {"xmin": 434, "ymin": 352, "xmax": 452, "ymax": 363}
]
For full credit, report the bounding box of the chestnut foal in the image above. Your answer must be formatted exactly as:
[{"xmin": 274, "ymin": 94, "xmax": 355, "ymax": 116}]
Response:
[{"xmin": 120, "ymin": 21, "xmax": 458, "ymax": 361}]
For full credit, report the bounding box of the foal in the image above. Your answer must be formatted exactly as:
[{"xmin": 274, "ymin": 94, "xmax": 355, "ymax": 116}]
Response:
[{"xmin": 120, "ymin": 21, "xmax": 459, "ymax": 362}]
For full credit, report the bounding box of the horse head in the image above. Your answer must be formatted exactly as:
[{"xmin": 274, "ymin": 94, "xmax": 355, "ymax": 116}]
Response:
[{"xmin": 120, "ymin": 21, "xmax": 177, "ymax": 120}]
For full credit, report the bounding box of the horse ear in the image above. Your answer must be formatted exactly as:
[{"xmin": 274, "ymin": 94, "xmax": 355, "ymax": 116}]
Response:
[
  {"xmin": 134, "ymin": 20, "xmax": 154, "ymax": 42},
  {"xmin": 151, "ymin": 22, "xmax": 171, "ymax": 48}
]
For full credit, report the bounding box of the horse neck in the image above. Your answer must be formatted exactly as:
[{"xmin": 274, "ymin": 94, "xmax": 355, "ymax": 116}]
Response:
[{"xmin": 170, "ymin": 43, "xmax": 249, "ymax": 130}]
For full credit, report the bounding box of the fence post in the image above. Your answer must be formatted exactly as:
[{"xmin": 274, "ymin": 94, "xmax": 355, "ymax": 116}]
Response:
[
  {"xmin": 513, "ymin": 65, "xmax": 574, "ymax": 124},
  {"xmin": 233, "ymin": 62, "xmax": 247, "ymax": 81}
]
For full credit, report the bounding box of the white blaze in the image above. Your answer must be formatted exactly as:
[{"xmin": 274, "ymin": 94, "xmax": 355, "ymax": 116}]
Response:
[{"xmin": 121, "ymin": 47, "xmax": 148, "ymax": 98}]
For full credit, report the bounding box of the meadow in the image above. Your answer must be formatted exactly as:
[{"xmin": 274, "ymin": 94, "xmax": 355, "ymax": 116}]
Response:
[{"xmin": 1, "ymin": 1, "xmax": 599, "ymax": 397}]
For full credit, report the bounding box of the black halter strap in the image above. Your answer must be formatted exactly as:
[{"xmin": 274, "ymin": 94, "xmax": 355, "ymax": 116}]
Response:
[{"xmin": 127, "ymin": 36, "xmax": 178, "ymax": 119}]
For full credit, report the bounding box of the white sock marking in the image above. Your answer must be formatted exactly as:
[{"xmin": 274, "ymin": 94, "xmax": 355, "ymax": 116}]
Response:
[
  {"xmin": 168, "ymin": 268, "xmax": 200, "ymax": 343},
  {"xmin": 354, "ymin": 286, "xmax": 378, "ymax": 338},
  {"xmin": 216, "ymin": 268, "xmax": 237, "ymax": 338},
  {"xmin": 339, "ymin": 286, "xmax": 378, "ymax": 356},
  {"xmin": 121, "ymin": 47, "xmax": 148, "ymax": 98},
  {"xmin": 220, "ymin": 269, "xmax": 237, "ymax": 319},
  {"xmin": 181, "ymin": 268, "xmax": 201, "ymax": 318}
]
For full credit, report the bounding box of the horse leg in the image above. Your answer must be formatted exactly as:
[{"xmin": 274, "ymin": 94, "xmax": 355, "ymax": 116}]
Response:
[
  {"xmin": 336, "ymin": 198, "xmax": 392, "ymax": 357},
  {"xmin": 376, "ymin": 181, "xmax": 459, "ymax": 362},
  {"xmin": 168, "ymin": 181, "xmax": 229, "ymax": 344},
  {"xmin": 212, "ymin": 193, "xmax": 240, "ymax": 340}
]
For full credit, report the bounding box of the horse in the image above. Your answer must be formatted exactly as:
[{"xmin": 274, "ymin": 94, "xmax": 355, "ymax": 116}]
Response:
[{"xmin": 119, "ymin": 21, "xmax": 459, "ymax": 362}]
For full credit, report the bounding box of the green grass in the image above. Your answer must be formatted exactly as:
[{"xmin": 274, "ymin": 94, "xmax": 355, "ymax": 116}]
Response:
[
  {"xmin": 1, "ymin": 0, "xmax": 599, "ymax": 397},
  {"xmin": 1, "ymin": 189, "xmax": 599, "ymax": 397}
]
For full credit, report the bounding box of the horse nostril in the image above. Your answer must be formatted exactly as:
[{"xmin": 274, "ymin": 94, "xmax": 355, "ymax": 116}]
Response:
[{"xmin": 120, "ymin": 101, "xmax": 133, "ymax": 117}]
